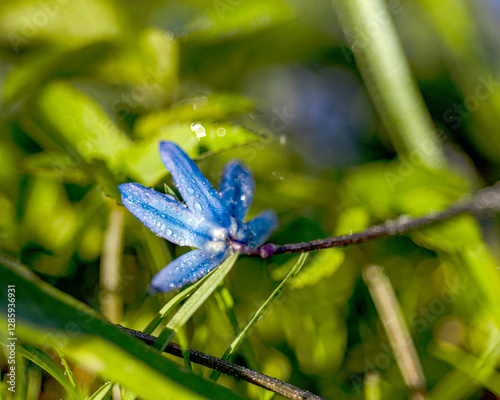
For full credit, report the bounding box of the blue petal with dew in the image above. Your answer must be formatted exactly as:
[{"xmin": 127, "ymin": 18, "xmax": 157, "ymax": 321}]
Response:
[
  {"xmin": 159, "ymin": 142, "xmax": 231, "ymax": 229},
  {"xmin": 149, "ymin": 248, "xmax": 229, "ymax": 294},
  {"xmin": 219, "ymin": 160, "xmax": 255, "ymax": 221},
  {"xmin": 119, "ymin": 183, "xmax": 223, "ymax": 248},
  {"xmin": 246, "ymin": 210, "xmax": 279, "ymax": 247}
]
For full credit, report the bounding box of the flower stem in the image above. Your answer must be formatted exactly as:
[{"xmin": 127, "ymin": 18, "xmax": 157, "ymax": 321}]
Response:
[{"xmin": 250, "ymin": 181, "xmax": 500, "ymax": 258}]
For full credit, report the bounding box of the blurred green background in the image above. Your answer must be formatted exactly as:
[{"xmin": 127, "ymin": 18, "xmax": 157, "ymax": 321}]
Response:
[{"xmin": 1, "ymin": 0, "xmax": 500, "ymax": 399}]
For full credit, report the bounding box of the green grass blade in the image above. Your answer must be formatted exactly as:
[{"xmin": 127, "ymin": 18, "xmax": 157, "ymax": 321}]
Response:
[
  {"xmin": 166, "ymin": 252, "xmax": 239, "ymax": 330},
  {"xmin": 88, "ymin": 381, "xmax": 113, "ymax": 400},
  {"xmin": 152, "ymin": 253, "xmax": 239, "ymax": 352},
  {"xmin": 210, "ymin": 253, "xmax": 308, "ymax": 381},
  {"xmin": 176, "ymin": 326, "xmax": 192, "ymax": 370},
  {"xmin": 146, "ymin": 270, "xmax": 218, "ymax": 352},
  {"xmin": 57, "ymin": 351, "xmax": 77, "ymax": 388},
  {"xmin": 143, "ymin": 283, "xmax": 198, "ymax": 335},
  {"xmin": 430, "ymin": 342, "xmax": 500, "ymax": 396},
  {"xmin": 0, "ymin": 339, "xmax": 81, "ymax": 400}
]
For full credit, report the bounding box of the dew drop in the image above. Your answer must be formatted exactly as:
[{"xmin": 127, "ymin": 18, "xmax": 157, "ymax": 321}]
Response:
[
  {"xmin": 217, "ymin": 127, "xmax": 226, "ymax": 137},
  {"xmin": 191, "ymin": 122, "xmax": 206, "ymax": 137},
  {"xmin": 166, "ymin": 229, "xmax": 172, "ymax": 236},
  {"xmin": 193, "ymin": 201, "xmax": 202, "ymax": 212}
]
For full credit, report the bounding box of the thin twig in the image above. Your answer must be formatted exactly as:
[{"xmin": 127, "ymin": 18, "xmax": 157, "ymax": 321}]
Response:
[
  {"xmin": 116, "ymin": 325, "xmax": 325, "ymax": 400},
  {"xmin": 234, "ymin": 181, "xmax": 500, "ymax": 258}
]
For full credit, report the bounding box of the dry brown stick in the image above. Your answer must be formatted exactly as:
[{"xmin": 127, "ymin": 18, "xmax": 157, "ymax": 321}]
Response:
[
  {"xmin": 234, "ymin": 181, "xmax": 500, "ymax": 258},
  {"xmin": 116, "ymin": 325, "xmax": 325, "ymax": 400}
]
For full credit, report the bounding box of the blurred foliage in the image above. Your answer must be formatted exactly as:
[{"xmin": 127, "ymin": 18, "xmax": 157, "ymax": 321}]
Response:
[{"xmin": 1, "ymin": 0, "xmax": 500, "ymax": 399}]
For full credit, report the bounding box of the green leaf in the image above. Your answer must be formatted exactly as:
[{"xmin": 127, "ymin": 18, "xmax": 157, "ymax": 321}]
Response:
[
  {"xmin": 0, "ymin": 256, "xmax": 245, "ymax": 400},
  {"xmin": 134, "ymin": 94, "xmax": 254, "ymax": 139},
  {"xmin": 33, "ymin": 81, "xmax": 131, "ymax": 175},
  {"xmin": 3, "ymin": 42, "xmax": 115, "ymax": 105},
  {"xmin": 125, "ymin": 123, "xmax": 261, "ymax": 186},
  {"xmin": 123, "ymin": 390, "xmax": 138, "ymax": 400},
  {"xmin": 0, "ymin": 0, "xmax": 122, "ymax": 48},
  {"xmin": 187, "ymin": 0, "xmax": 293, "ymax": 41},
  {"xmin": 95, "ymin": 27, "xmax": 178, "ymax": 90},
  {"xmin": 289, "ymin": 249, "xmax": 343, "ymax": 289},
  {"xmin": 21, "ymin": 152, "xmax": 92, "ymax": 185},
  {"xmin": 341, "ymin": 161, "xmax": 468, "ymax": 219}
]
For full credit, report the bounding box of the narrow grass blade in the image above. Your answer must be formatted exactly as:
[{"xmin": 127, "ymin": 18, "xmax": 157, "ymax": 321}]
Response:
[
  {"xmin": 0, "ymin": 339, "xmax": 81, "ymax": 400},
  {"xmin": 430, "ymin": 341, "xmax": 500, "ymax": 396},
  {"xmin": 88, "ymin": 381, "xmax": 113, "ymax": 400},
  {"xmin": 210, "ymin": 253, "xmax": 308, "ymax": 381},
  {"xmin": 57, "ymin": 351, "xmax": 77, "ymax": 388},
  {"xmin": 143, "ymin": 283, "xmax": 198, "ymax": 335},
  {"xmin": 152, "ymin": 253, "xmax": 239, "ymax": 353},
  {"xmin": 176, "ymin": 326, "xmax": 192, "ymax": 370},
  {"xmin": 167, "ymin": 252, "xmax": 239, "ymax": 329},
  {"xmin": 147, "ymin": 270, "xmax": 218, "ymax": 353}
]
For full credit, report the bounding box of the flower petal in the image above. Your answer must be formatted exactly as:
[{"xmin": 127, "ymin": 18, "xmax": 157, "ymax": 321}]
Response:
[
  {"xmin": 119, "ymin": 183, "xmax": 225, "ymax": 248},
  {"xmin": 219, "ymin": 160, "xmax": 255, "ymax": 220},
  {"xmin": 149, "ymin": 248, "xmax": 229, "ymax": 294},
  {"xmin": 246, "ymin": 209, "xmax": 279, "ymax": 247},
  {"xmin": 159, "ymin": 141, "xmax": 230, "ymax": 228}
]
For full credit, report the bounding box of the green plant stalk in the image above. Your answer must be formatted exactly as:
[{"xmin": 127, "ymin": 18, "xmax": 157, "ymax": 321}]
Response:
[
  {"xmin": 332, "ymin": 0, "xmax": 446, "ymax": 169},
  {"xmin": 364, "ymin": 371, "xmax": 381, "ymax": 400}
]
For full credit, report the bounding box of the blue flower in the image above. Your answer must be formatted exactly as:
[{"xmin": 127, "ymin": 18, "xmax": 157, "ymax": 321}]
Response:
[{"xmin": 119, "ymin": 141, "xmax": 278, "ymax": 294}]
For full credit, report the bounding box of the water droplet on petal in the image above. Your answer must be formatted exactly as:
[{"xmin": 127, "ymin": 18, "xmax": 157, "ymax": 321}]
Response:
[
  {"xmin": 193, "ymin": 201, "xmax": 202, "ymax": 213},
  {"xmin": 166, "ymin": 229, "xmax": 172, "ymax": 236},
  {"xmin": 187, "ymin": 187, "xmax": 195, "ymax": 195}
]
